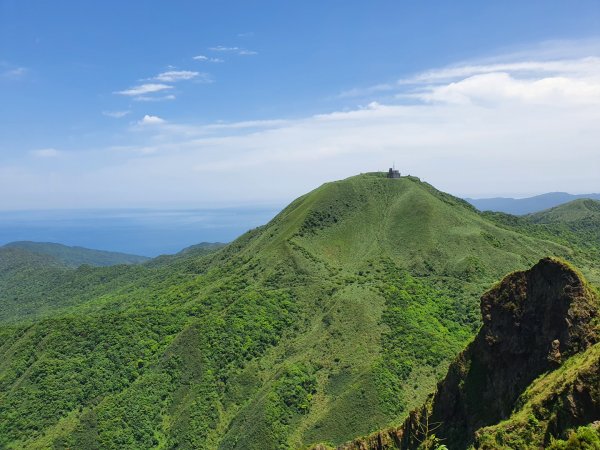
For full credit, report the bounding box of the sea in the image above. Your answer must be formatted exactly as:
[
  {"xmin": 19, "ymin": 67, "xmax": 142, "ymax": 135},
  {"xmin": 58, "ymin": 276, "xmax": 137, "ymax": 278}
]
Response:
[{"xmin": 0, "ymin": 207, "xmax": 282, "ymax": 257}]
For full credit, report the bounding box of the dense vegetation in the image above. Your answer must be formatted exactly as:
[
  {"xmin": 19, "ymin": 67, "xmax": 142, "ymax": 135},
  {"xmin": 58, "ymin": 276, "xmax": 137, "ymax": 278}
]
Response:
[{"xmin": 0, "ymin": 173, "xmax": 598, "ymax": 449}]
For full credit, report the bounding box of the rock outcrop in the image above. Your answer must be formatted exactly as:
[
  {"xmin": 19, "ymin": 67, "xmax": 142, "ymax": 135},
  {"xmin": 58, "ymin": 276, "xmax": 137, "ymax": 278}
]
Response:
[{"xmin": 323, "ymin": 258, "xmax": 599, "ymax": 449}]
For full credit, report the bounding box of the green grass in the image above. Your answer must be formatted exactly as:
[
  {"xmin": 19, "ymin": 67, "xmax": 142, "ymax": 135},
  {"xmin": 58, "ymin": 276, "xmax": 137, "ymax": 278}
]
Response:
[{"xmin": 0, "ymin": 173, "xmax": 599, "ymax": 449}]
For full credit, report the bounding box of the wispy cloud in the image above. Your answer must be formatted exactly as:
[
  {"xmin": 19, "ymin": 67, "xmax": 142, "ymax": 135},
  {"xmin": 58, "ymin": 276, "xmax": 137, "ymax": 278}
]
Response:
[
  {"xmin": 30, "ymin": 148, "xmax": 61, "ymax": 158},
  {"xmin": 339, "ymin": 50, "xmax": 600, "ymax": 99},
  {"xmin": 210, "ymin": 46, "xmax": 240, "ymax": 52},
  {"xmin": 209, "ymin": 45, "xmax": 257, "ymax": 56},
  {"xmin": 133, "ymin": 94, "xmax": 176, "ymax": 102},
  {"xmin": 400, "ymin": 57, "xmax": 600, "ymax": 84},
  {"xmin": 193, "ymin": 55, "xmax": 224, "ymax": 63},
  {"xmin": 116, "ymin": 83, "xmax": 173, "ymax": 97},
  {"xmin": 115, "ymin": 68, "xmax": 211, "ymax": 102},
  {"xmin": 138, "ymin": 115, "xmax": 165, "ymax": 125},
  {"xmin": 153, "ymin": 70, "xmax": 202, "ymax": 82},
  {"xmin": 102, "ymin": 110, "xmax": 131, "ymax": 118}
]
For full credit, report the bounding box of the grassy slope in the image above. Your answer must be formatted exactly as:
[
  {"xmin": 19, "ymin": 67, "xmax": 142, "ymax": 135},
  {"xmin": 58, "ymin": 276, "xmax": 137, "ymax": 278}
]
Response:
[
  {"xmin": 0, "ymin": 173, "xmax": 596, "ymax": 449},
  {"xmin": 483, "ymin": 198, "xmax": 600, "ymax": 284}
]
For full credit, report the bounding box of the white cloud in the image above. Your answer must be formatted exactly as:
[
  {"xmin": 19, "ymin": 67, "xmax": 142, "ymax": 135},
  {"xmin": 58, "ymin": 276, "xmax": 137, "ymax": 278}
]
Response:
[
  {"xmin": 116, "ymin": 83, "xmax": 173, "ymax": 96},
  {"xmin": 102, "ymin": 110, "xmax": 131, "ymax": 118},
  {"xmin": 133, "ymin": 94, "xmax": 176, "ymax": 102},
  {"xmin": 30, "ymin": 148, "xmax": 61, "ymax": 158},
  {"xmin": 194, "ymin": 55, "xmax": 224, "ymax": 62},
  {"xmin": 153, "ymin": 70, "xmax": 200, "ymax": 82},
  {"xmin": 340, "ymin": 55, "xmax": 600, "ymax": 99},
  {"xmin": 401, "ymin": 57, "xmax": 600, "ymax": 84},
  {"xmin": 210, "ymin": 46, "xmax": 240, "ymax": 52},
  {"xmin": 415, "ymin": 71, "xmax": 600, "ymax": 105},
  {"xmin": 209, "ymin": 46, "xmax": 256, "ymax": 56},
  {"xmin": 138, "ymin": 115, "xmax": 165, "ymax": 125}
]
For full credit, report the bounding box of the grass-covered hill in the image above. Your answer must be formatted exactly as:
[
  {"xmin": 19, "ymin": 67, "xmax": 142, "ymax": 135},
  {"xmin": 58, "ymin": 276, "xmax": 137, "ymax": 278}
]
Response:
[
  {"xmin": 0, "ymin": 173, "xmax": 598, "ymax": 449},
  {"xmin": 2, "ymin": 241, "xmax": 150, "ymax": 267},
  {"xmin": 482, "ymin": 198, "xmax": 600, "ymax": 283}
]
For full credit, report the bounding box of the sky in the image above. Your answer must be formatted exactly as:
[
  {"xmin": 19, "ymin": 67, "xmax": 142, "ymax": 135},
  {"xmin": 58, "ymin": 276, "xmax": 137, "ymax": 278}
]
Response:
[{"xmin": 1, "ymin": 0, "xmax": 600, "ymax": 211}]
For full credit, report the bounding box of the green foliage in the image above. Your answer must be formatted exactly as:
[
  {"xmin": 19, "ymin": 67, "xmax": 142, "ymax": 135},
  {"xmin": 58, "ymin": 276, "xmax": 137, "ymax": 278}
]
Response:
[
  {"xmin": 548, "ymin": 426, "xmax": 600, "ymax": 449},
  {"xmin": 275, "ymin": 364, "xmax": 317, "ymax": 416},
  {"xmin": 374, "ymin": 263, "xmax": 474, "ymax": 417}
]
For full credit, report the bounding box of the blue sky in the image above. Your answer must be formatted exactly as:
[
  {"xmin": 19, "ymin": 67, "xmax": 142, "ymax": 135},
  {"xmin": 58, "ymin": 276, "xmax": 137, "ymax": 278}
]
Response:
[{"xmin": 1, "ymin": 1, "xmax": 600, "ymax": 210}]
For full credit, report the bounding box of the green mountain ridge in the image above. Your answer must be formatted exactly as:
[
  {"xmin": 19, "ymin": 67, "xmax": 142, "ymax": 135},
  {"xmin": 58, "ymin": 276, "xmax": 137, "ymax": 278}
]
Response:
[
  {"xmin": 2, "ymin": 241, "xmax": 150, "ymax": 267},
  {"xmin": 0, "ymin": 173, "xmax": 598, "ymax": 449}
]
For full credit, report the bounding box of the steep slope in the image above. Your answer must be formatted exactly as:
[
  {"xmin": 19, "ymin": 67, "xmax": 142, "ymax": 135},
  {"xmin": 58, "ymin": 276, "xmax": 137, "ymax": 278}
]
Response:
[
  {"xmin": 466, "ymin": 192, "xmax": 600, "ymax": 215},
  {"xmin": 529, "ymin": 198, "xmax": 600, "ymax": 225},
  {"xmin": 2, "ymin": 241, "xmax": 150, "ymax": 266},
  {"xmin": 329, "ymin": 258, "xmax": 599, "ymax": 450},
  {"xmin": 482, "ymin": 199, "xmax": 600, "ymax": 284},
  {"xmin": 0, "ymin": 174, "xmax": 596, "ymax": 449},
  {"xmin": 474, "ymin": 342, "xmax": 600, "ymax": 449}
]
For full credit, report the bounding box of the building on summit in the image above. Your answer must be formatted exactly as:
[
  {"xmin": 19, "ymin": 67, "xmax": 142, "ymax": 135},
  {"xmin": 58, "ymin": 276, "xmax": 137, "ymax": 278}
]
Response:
[{"xmin": 387, "ymin": 167, "xmax": 401, "ymax": 178}]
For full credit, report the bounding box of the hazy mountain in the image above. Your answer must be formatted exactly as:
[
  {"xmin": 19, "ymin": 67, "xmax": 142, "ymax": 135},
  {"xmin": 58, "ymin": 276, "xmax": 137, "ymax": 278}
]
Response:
[
  {"xmin": 0, "ymin": 173, "xmax": 598, "ymax": 449},
  {"xmin": 2, "ymin": 241, "xmax": 150, "ymax": 267},
  {"xmin": 466, "ymin": 192, "xmax": 600, "ymax": 215}
]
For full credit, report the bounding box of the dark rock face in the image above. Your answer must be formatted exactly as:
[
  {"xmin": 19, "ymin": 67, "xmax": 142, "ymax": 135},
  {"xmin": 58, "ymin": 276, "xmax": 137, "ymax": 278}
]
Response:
[
  {"xmin": 325, "ymin": 258, "xmax": 598, "ymax": 450},
  {"xmin": 407, "ymin": 258, "xmax": 598, "ymax": 449}
]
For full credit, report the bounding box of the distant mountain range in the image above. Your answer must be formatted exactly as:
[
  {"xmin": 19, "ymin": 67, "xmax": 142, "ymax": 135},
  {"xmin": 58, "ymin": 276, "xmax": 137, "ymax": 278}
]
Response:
[
  {"xmin": 465, "ymin": 192, "xmax": 600, "ymax": 215},
  {"xmin": 1, "ymin": 241, "xmax": 149, "ymax": 267}
]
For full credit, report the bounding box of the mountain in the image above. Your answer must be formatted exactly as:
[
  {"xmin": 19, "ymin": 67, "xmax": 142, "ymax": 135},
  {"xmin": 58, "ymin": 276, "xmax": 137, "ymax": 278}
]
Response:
[
  {"xmin": 176, "ymin": 242, "xmax": 227, "ymax": 256},
  {"xmin": 2, "ymin": 241, "xmax": 150, "ymax": 267},
  {"xmin": 326, "ymin": 258, "xmax": 599, "ymax": 450},
  {"xmin": 529, "ymin": 197, "xmax": 600, "ymax": 221},
  {"xmin": 466, "ymin": 192, "xmax": 600, "ymax": 215},
  {"xmin": 481, "ymin": 199, "xmax": 600, "ymax": 283},
  {"xmin": 0, "ymin": 173, "xmax": 598, "ymax": 449}
]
